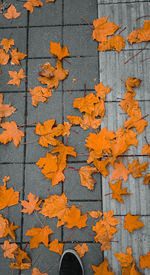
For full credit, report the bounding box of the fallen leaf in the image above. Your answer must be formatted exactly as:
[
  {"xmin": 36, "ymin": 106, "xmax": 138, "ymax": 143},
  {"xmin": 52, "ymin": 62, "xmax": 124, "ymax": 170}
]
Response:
[
  {"xmin": 102, "ymin": 210, "xmax": 120, "ymax": 228},
  {"xmin": 0, "ymin": 179, "xmax": 19, "ymax": 210},
  {"xmin": 30, "ymin": 86, "xmax": 52, "ymax": 107},
  {"xmin": 98, "ymin": 35, "xmax": 125, "ymax": 53},
  {"xmin": 50, "ymin": 42, "xmax": 70, "ymax": 60},
  {"xmin": 93, "ymin": 16, "xmax": 120, "ymax": 42},
  {"xmin": 63, "ymin": 205, "xmax": 87, "ymax": 229},
  {"xmin": 73, "ymin": 93, "xmax": 99, "ymax": 114},
  {"xmin": 10, "ymin": 48, "xmax": 27, "ymax": 65},
  {"xmin": 143, "ymin": 174, "xmax": 150, "ymax": 185},
  {"xmin": 32, "ymin": 267, "xmax": 48, "ymax": 275},
  {"xmin": 110, "ymin": 162, "xmax": 129, "ymax": 182},
  {"xmin": 125, "ymin": 77, "xmax": 141, "ymax": 93},
  {"xmin": 130, "ymin": 263, "xmax": 142, "ymax": 275},
  {"xmin": 0, "ymin": 38, "xmax": 14, "ymax": 53},
  {"xmin": 10, "ymin": 247, "xmax": 31, "ymax": 269},
  {"xmin": 0, "ymin": 121, "xmax": 24, "ymax": 147},
  {"xmin": 8, "ymin": 68, "xmax": 26, "ymax": 87},
  {"xmin": 127, "ymin": 20, "xmax": 150, "ymax": 44},
  {"xmin": 4, "ymin": 5, "xmax": 20, "ymax": 19},
  {"xmin": 1, "ymin": 239, "xmax": 18, "ymax": 259},
  {"xmin": 74, "ymin": 243, "xmax": 89, "ymax": 258},
  {"xmin": 93, "ymin": 158, "xmax": 111, "ymax": 177},
  {"xmin": 0, "ymin": 49, "xmax": 9, "ymax": 65},
  {"xmin": 114, "ymin": 247, "xmax": 134, "ymax": 267},
  {"xmin": 49, "ymin": 239, "xmax": 64, "ymax": 255},
  {"xmin": 88, "ymin": 210, "xmax": 102, "ymax": 219},
  {"xmin": 0, "ymin": 93, "xmax": 16, "ymax": 123},
  {"xmin": 11, "ymin": 262, "xmax": 31, "ymax": 270},
  {"xmin": 21, "ymin": 192, "xmax": 42, "ymax": 214},
  {"xmin": 109, "ymin": 180, "xmax": 132, "ymax": 203},
  {"xmin": 139, "ymin": 251, "xmax": 150, "ymax": 269},
  {"xmin": 46, "ymin": 0, "xmax": 55, "ymax": 2},
  {"xmin": 80, "ymin": 113, "xmax": 102, "ymax": 130},
  {"xmin": 24, "ymin": 0, "xmax": 43, "ymax": 13},
  {"xmin": 142, "ymin": 144, "xmax": 150, "ymax": 157},
  {"xmin": 0, "ymin": 214, "xmax": 19, "ymax": 240},
  {"xmin": 124, "ymin": 213, "xmax": 144, "ymax": 233},
  {"xmin": 79, "ymin": 165, "xmax": 98, "ymax": 190},
  {"xmin": 26, "ymin": 225, "xmax": 53, "ymax": 249},
  {"xmin": 95, "ymin": 81, "xmax": 111, "ymax": 100},
  {"xmin": 128, "ymin": 158, "xmax": 148, "ymax": 178},
  {"xmin": 67, "ymin": 115, "xmax": 82, "ymax": 125},
  {"xmin": 92, "ymin": 258, "xmax": 114, "ymax": 274}
]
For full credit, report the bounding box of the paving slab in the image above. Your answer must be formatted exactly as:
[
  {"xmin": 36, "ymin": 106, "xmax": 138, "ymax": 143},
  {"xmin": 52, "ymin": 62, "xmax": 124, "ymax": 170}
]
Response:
[
  {"xmin": 0, "ymin": 27, "xmax": 27, "ymax": 52},
  {"xmin": 98, "ymin": 0, "xmax": 147, "ymax": 4}
]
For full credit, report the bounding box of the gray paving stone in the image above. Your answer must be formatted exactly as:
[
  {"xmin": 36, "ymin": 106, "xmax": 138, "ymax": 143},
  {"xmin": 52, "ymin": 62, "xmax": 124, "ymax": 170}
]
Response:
[
  {"xmin": 64, "ymin": 0, "xmax": 97, "ymax": 25},
  {"xmin": 98, "ymin": 0, "xmax": 146, "ymax": 3},
  {"xmin": 29, "ymin": 0, "xmax": 62, "ymax": 26},
  {"xmin": 99, "ymin": 50, "xmax": 150, "ymax": 100},
  {"xmin": 63, "ymin": 57, "xmax": 99, "ymax": 90},
  {"xmin": 63, "ymin": 201, "xmax": 102, "ymax": 242},
  {"xmin": 20, "ymin": 244, "xmax": 60, "ymax": 275},
  {"xmin": 0, "ymin": 0, "xmax": 27, "ymax": 28},
  {"xmin": 0, "ymin": 129, "xmax": 24, "ymax": 163},
  {"xmin": 2, "ymin": 92, "xmax": 25, "ymax": 125},
  {"xmin": 24, "ymin": 164, "xmax": 62, "ymax": 199},
  {"xmin": 27, "ymin": 90, "xmax": 63, "ymax": 123},
  {"xmin": 0, "ymin": 27, "xmax": 27, "ymax": 52},
  {"xmin": 64, "ymin": 163, "xmax": 102, "ymax": 201},
  {"xmin": 0, "ymin": 60, "xmax": 26, "ymax": 92},
  {"xmin": 27, "ymin": 58, "xmax": 62, "ymax": 90},
  {"xmin": 98, "ymin": 2, "xmax": 150, "ymax": 50},
  {"xmin": 0, "ymin": 250, "xmax": 19, "ymax": 275},
  {"xmin": 102, "ymin": 156, "xmax": 150, "ymax": 215},
  {"xmin": 28, "ymin": 26, "xmax": 62, "ymax": 58},
  {"xmin": 64, "ymin": 243, "xmax": 103, "ymax": 275},
  {"xmin": 104, "ymin": 216, "xmax": 150, "ymax": 275},
  {"xmin": 63, "ymin": 25, "xmax": 97, "ymax": 57}
]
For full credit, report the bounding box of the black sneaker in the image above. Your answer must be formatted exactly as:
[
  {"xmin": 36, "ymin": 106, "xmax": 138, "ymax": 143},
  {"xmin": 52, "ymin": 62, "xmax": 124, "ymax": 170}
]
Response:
[{"xmin": 59, "ymin": 249, "xmax": 84, "ymax": 275}]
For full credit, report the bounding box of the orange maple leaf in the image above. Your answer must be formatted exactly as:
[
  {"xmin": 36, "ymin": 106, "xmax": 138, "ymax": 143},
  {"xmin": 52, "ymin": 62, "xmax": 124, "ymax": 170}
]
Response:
[
  {"xmin": 110, "ymin": 162, "xmax": 129, "ymax": 182},
  {"xmin": 26, "ymin": 225, "xmax": 53, "ymax": 249},
  {"xmin": 120, "ymin": 92, "xmax": 139, "ymax": 114},
  {"xmin": 88, "ymin": 210, "xmax": 102, "ymax": 219},
  {"xmin": 128, "ymin": 158, "xmax": 148, "ymax": 178},
  {"xmin": 73, "ymin": 93, "xmax": 99, "ymax": 114},
  {"xmin": 93, "ymin": 16, "xmax": 120, "ymax": 42},
  {"xmin": 124, "ymin": 110, "xmax": 148, "ymax": 135},
  {"xmin": 49, "ymin": 239, "xmax": 64, "ymax": 255},
  {"xmin": 79, "ymin": 165, "xmax": 98, "ymax": 190},
  {"xmin": 0, "ymin": 49, "xmax": 9, "ymax": 65},
  {"xmin": 40, "ymin": 193, "xmax": 69, "ymax": 227},
  {"xmin": 50, "ymin": 42, "xmax": 70, "ymax": 60},
  {"xmin": 94, "ymin": 100, "xmax": 105, "ymax": 117},
  {"xmin": 24, "ymin": 0, "xmax": 43, "ymax": 13},
  {"xmin": 98, "ymin": 35, "xmax": 125, "ymax": 53},
  {"xmin": 0, "ymin": 179, "xmax": 19, "ymax": 210},
  {"xmin": 0, "ymin": 93, "xmax": 16, "ymax": 123},
  {"xmin": 1, "ymin": 239, "xmax": 18, "ymax": 259},
  {"xmin": 74, "ymin": 243, "xmax": 89, "ymax": 258},
  {"xmin": 29, "ymin": 86, "xmax": 52, "ymax": 107},
  {"xmin": 0, "ymin": 38, "xmax": 14, "ymax": 53},
  {"xmin": 109, "ymin": 180, "xmax": 132, "ymax": 204},
  {"xmin": 46, "ymin": 0, "xmax": 55, "ymax": 2},
  {"xmin": 21, "ymin": 192, "xmax": 42, "ymax": 214},
  {"xmin": 92, "ymin": 258, "xmax": 114, "ymax": 275},
  {"xmin": 127, "ymin": 20, "xmax": 150, "ymax": 44},
  {"xmin": 8, "ymin": 68, "xmax": 26, "ymax": 87},
  {"xmin": 125, "ymin": 77, "xmax": 141, "ymax": 93},
  {"xmin": 93, "ymin": 158, "xmax": 112, "ymax": 177},
  {"xmin": 143, "ymin": 174, "xmax": 150, "ymax": 185},
  {"xmin": 142, "ymin": 144, "xmax": 150, "ymax": 157},
  {"xmin": 95, "ymin": 81, "xmax": 111, "ymax": 100},
  {"xmin": 32, "ymin": 267, "xmax": 48, "ymax": 275},
  {"xmin": 80, "ymin": 113, "xmax": 102, "ymax": 130},
  {"xmin": 10, "ymin": 247, "xmax": 31, "ymax": 270},
  {"xmin": 114, "ymin": 247, "xmax": 134, "ymax": 267},
  {"xmin": 67, "ymin": 115, "xmax": 82, "ymax": 126},
  {"xmin": 10, "ymin": 48, "xmax": 27, "ymax": 65},
  {"xmin": 139, "ymin": 251, "xmax": 150, "ymax": 269},
  {"xmin": 63, "ymin": 205, "xmax": 87, "ymax": 229},
  {"xmin": 124, "ymin": 213, "xmax": 144, "ymax": 233},
  {"xmin": 102, "ymin": 210, "xmax": 120, "ymax": 228},
  {"xmin": 0, "ymin": 214, "xmax": 19, "ymax": 240},
  {"xmin": 4, "ymin": 5, "xmax": 20, "ymax": 19},
  {"xmin": 0, "ymin": 121, "xmax": 24, "ymax": 147}
]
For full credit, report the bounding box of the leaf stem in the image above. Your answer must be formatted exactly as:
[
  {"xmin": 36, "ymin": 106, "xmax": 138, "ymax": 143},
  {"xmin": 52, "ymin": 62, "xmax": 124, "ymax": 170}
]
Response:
[
  {"xmin": 63, "ymin": 58, "xmax": 72, "ymax": 65},
  {"xmin": 81, "ymin": 16, "xmax": 94, "ymax": 30},
  {"xmin": 118, "ymin": 26, "xmax": 126, "ymax": 35},
  {"xmin": 19, "ymin": 121, "xmax": 36, "ymax": 127},
  {"xmin": 124, "ymin": 42, "xmax": 148, "ymax": 64},
  {"xmin": 140, "ymin": 56, "xmax": 150, "ymax": 62},
  {"xmin": 84, "ymin": 84, "xmax": 86, "ymax": 97},
  {"xmin": 136, "ymin": 15, "xmax": 150, "ymax": 21},
  {"xmin": 64, "ymin": 227, "xmax": 76, "ymax": 242},
  {"xmin": 34, "ymin": 211, "xmax": 44, "ymax": 228},
  {"xmin": 104, "ymin": 192, "xmax": 113, "ymax": 196},
  {"xmin": 66, "ymin": 166, "xmax": 79, "ymax": 172}
]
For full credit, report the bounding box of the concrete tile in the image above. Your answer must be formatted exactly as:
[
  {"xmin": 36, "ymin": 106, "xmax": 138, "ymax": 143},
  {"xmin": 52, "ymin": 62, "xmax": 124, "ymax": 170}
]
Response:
[
  {"xmin": 29, "ymin": 0, "xmax": 62, "ymax": 26},
  {"xmin": 64, "ymin": 0, "xmax": 97, "ymax": 24},
  {"xmin": 64, "ymin": 163, "xmax": 101, "ymax": 201},
  {"xmin": 63, "ymin": 25, "xmax": 97, "ymax": 57},
  {"xmin": 99, "ymin": 50, "xmax": 150, "ymax": 100},
  {"xmin": 28, "ymin": 26, "xmax": 62, "ymax": 58},
  {"xmin": 64, "ymin": 243, "xmax": 103, "ymax": 275},
  {"xmin": 0, "ymin": 60, "xmax": 26, "ymax": 92},
  {"xmin": 24, "ymin": 164, "xmax": 62, "ymax": 199},
  {"xmin": 98, "ymin": 2, "xmax": 150, "ymax": 50},
  {"xmin": 0, "ymin": 0, "xmax": 27, "ymax": 28},
  {"xmin": 63, "ymin": 57, "xmax": 98, "ymax": 90},
  {"xmin": 27, "ymin": 58, "xmax": 62, "ymax": 90},
  {"xmin": 21, "ymin": 244, "xmax": 60, "ymax": 275},
  {"xmin": 2, "ymin": 92, "xmax": 25, "ymax": 125},
  {"xmin": 0, "ymin": 128, "xmax": 24, "ymax": 163},
  {"xmin": 0, "ymin": 246, "xmax": 20, "ymax": 275},
  {"xmin": 98, "ymin": 0, "xmax": 147, "ymax": 4},
  {"xmin": 27, "ymin": 90, "xmax": 63, "ymax": 124},
  {"xmin": 63, "ymin": 201, "xmax": 102, "ymax": 242}
]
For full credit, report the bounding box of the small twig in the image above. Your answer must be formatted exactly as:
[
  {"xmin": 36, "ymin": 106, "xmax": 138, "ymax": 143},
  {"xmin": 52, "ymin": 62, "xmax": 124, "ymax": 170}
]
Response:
[
  {"xmin": 81, "ymin": 16, "xmax": 94, "ymax": 30},
  {"xmin": 110, "ymin": 240, "xmax": 120, "ymax": 243},
  {"xmin": 34, "ymin": 211, "xmax": 44, "ymax": 228},
  {"xmin": 124, "ymin": 42, "xmax": 148, "ymax": 64},
  {"xmin": 63, "ymin": 58, "xmax": 72, "ymax": 65},
  {"xmin": 70, "ymin": 129, "xmax": 80, "ymax": 134},
  {"xmin": 141, "ymin": 114, "xmax": 149, "ymax": 120},
  {"xmin": 104, "ymin": 192, "xmax": 113, "ymax": 196},
  {"xmin": 78, "ymin": 153, "xmax": 89, "ymax": 156},
  {"xmin": 66, "ymin": 166, "xmax": 79, "ymax": 172},
  {"xmin": 66, "ymin": 135, "xmax": 69, "ymax": 146},
  {"xmin": 64, "ymin": 227, "xmax": 76, "ymax": 242},
  {"xmin": 140, "ymin": 56, "xmax": 150, "ymax": 63},
  {"xmin": 84, "ymin": 84, "xmax": 86, "ymax": 97},
  {"xmin": 20, "ymin": 139, "xmax": 38, "ymax": 145},
  {"xmin": 118, "ymin": 26, "xmax": 126, "ymax": 35},
  {"xmin": 23, "ymin": 243, "xmax": 28, "ymax": 251},
  {"xmin": 19, "ymin": 121, "xmax": 36, "ymax": 127},
  {"xmin": 32, "ymin": 253, "xmax": 41, "ymax": 267},
  {"xmin": 144, "ymin": 136, "xmax": 150, "ymax": 146},
  {"xmin": 136, "ymin": 15, "xmax": 150, "ymax": 21}
]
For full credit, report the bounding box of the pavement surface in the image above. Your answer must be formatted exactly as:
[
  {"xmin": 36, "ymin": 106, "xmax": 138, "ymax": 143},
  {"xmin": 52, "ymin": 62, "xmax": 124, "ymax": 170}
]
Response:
[{"xmin": 0, "ymin": 0, "xmax": 150, "ymax": 274}]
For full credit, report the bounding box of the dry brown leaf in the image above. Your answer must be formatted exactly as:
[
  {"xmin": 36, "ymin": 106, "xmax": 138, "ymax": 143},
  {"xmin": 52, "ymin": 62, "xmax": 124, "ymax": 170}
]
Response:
[
  {"xmin": 63, "ymin": 205, "xmax": 87, "ymax": 229},
  {"xmin": 8, "ymin": 68, "xmax": 26, "ymax": 87},
  {"xmin": 114, "ymin": 247, "xmax": 134, "ymax": 267},
  {"xmin": 110, "ymin": 162, "xmax": 129, "ymax": 182},
  {"xmin": 124, "ymin": 213, "xmax": 144, "ymax": 233},
  {"xmin": 128, "ymin": 158, "xmax": 148, "ymax": 178},
  {"xmin": 0, "ymin": 121, "xmax": 24, "ymax": 147},
  {"xmin": 32, "ymin": 268, "xmax": 48, "ymax": 275},
  {"xmin": 26, "ymin": 225, "xmax": 53, "ymax": 249},
  {"xmin": 4, "ymin": 5, "xmax": 20, "ymax": 19},
  {"xmin": 127, "ymin": 20, "xmax": 150, "ymax": 44},
  {"xmin": 139, "ymin": 251, "xmax": 150, "ymax": 269},
  {"xmin": 24, "ymin": 0, "xmax": 43, "ymax": 13},
  {"xmin": 0, "ymin": 49, "xmax": 9, "ymax": 65},
  {"xmin": 125, "ymin": 77, "xmax": 142, "ymax": 93},
  {"xmin": 0, "ymin": 38, "xmax": 14, "ymax": 53},
  {"xmin": 10, "ymin": 48, "xmax": 27, "ymax": 65},
  {"xmin": 0, "ymin": 214, "xmax": 19, "ymax": 240},
  {"xmin": 79, "ymin": 165, "xmax": 98, "ymax": 190},
  {"xmin": 0, "ymin": 93, "xmax": 16, "ymax": 123},
  {"xmin": 1, "ymin": 239, "xmax": 18, "ymax": 259},
  {"xmin": 74, "ymin": 243, "xmax": 89, "ymax": 258},
  {"xmin": 0, "ymin": 179, "xmax": 19, "ymax": 210},
  {"xmin": 49, "ymin": 239, "xmax": 64, "ymax": 255},
  {"xmin": 98, "ymin": 35, "xmax": 125, "ymax": 53},
  {"xmin": 21, "ymin": 192, "xmax": 42, "ymax": 214},
  {"xmin": 92, "ymin": 258, "xmax": 114, "ymax": 275},
  {"xmin": 50, "ymin": 41, "xmax": 70, "ymax": 60},
  {"xmin": 30, "ymin": 86, "xmax": 53, "ymax": 107},
  {"xmin": 95, "ymin": 81, "xmax": 111, "ymax": 100},
  {"xmin": 88, "ymin": 210, "xmax": 102, "ymax": 219},
  {"xmin": 109, "ymin": 180, "xmax": 132, "ymax": 204}
]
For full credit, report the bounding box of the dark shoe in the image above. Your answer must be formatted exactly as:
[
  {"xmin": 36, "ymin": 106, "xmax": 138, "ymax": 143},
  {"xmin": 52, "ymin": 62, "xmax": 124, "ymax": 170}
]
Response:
[{"xmin": 59, "ymin": 249, "xmax": 84, "ymax": 275}]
